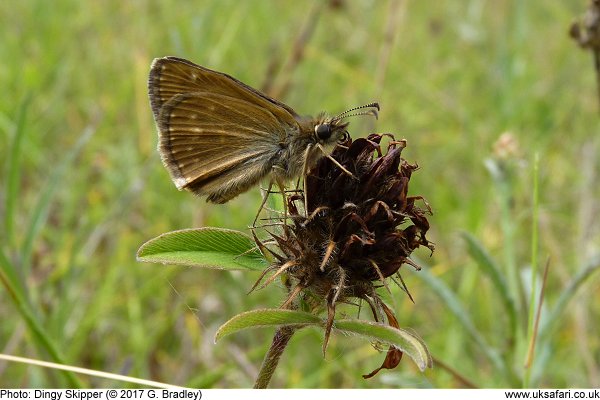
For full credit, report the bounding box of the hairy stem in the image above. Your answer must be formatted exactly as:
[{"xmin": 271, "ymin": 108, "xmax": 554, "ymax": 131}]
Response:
[{"xmin": 253, "ymin": 326, "xmax": 297, "ymax": 389}]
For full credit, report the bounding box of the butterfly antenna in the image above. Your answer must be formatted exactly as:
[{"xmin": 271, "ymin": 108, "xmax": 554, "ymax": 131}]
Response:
[
  {"xmin": 336, "ymin": 109, "xmax": 379, "ymax": 120},
  {"xmin": 332, "ymin": 102, "xmax": 380, "ymax": 122}
]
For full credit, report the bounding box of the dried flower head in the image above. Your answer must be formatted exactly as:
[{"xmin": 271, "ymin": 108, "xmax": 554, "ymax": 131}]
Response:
[
  {"xmin": 493, "ymin": 132, "xmax": 520, "ymax": 160},
  {"xmin": 255, "ymin": 133, "xmax": 433, "ymax": 377}
]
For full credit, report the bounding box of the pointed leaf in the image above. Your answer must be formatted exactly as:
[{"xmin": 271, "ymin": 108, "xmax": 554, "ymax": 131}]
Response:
[
  {"xmin": 215, "ymin": 309, "xmax": 322, "ymax": 341},
  {"xmin": 414, "ymin": 263, "xmax": 515, "ymax": 382},
  {"xmin": 334, "ymin": 319, "xmax": 432, "ymax": 372},
  {"xmin": 540, "ymin": 253, "xmax": 600, "ymax": 342},
  {"xmin": 137, "ymin": 228, "xmax": 267, "ymax": 271},
  {"xmin": 461, "ymin": 232, "xmax": 517, "ymax": 332},
  {"xmin": 215, "ymin": 309, "xmax": 432, "ymax": 372}
]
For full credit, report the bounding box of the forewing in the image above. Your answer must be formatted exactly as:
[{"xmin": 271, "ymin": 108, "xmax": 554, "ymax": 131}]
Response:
[
  {"xmin": 149, "ymin": 56, "xmax": 299, "ymax": 124},
  {"xmin": 157, "ymin": 92, "xmax": 295, "ymax": 202}
]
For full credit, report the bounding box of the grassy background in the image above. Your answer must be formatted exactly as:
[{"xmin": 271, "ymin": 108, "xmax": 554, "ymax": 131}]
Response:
[{"xmin": 1, "ymin": 0, "xmax": 599, "ymax": 388}]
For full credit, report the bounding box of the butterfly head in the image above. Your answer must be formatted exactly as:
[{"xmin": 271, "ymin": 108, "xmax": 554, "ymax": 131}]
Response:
[
  {"xmin": 313, "ymin": 102, "xmax": 380, "ymax": 145},
  {"xmin": 314, "ymin": 119, "xmax": 350, "ymax": 145}
]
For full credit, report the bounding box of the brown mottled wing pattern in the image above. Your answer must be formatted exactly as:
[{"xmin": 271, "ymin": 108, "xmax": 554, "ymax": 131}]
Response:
[{"xmin": 148, "ymin": 57, "xmax": 300, "ymax": 203}]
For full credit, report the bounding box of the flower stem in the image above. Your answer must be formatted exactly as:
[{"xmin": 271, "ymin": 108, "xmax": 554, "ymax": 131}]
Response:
[{"xmin": 253, "ymin": 326, "xmax": 296, "ymax": 388}]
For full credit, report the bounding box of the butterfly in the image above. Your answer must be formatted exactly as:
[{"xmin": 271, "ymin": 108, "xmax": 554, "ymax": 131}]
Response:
[{"xmin": 148, "ymin": 56, "xmax": 378, "ymax": 203}]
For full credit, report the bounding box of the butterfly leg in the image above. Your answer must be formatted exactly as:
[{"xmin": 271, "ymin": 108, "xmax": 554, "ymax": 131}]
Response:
[
  {"xmin": 252, "ymin": 181, "xmax": 274, "ymax": 228},
  {"xmin": 274, "ymin": 177, "xmax": 290, "ymax": 235},
  {"xmin": 316, "ymin": 143, "xmax": 356, "ymax": 179},
  {"xmin": 301, "ymin": 145, "xmax": 313, "ymax": 218},
  {"xmin": 252, "ymin": 167, "xmax": 290, "ymax": 235}
]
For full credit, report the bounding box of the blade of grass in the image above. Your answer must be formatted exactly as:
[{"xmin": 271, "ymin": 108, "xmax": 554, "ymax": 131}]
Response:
[
  {"xmin": 524, "ymin": 258, "xmax": 550, "ymax": 385},
  {"xmin": 0, "ymin": 354, "xmax": 182, "ymax": 389},
  {"xmin": 461, "ymin": 232, "xmax": 517, "ymax": 334},
  {"xmin": 486, "ymin": 158, "xmax": 524, "ymax": 330},
  {"xmin": 523, "ymin": 153, "xmax": 541, "ymax": 387},
  {"xmin": 20, "ymin": 122, "xmax": 97, "ymax": 274},
  {"xmin": 0, "ymin": 247, "xmax": 27, "ymax": 302},
  {"xmin": 414, "ymin": 264, "xmax": 517, "ymax": 385},
  {"xmin": 432, "ymin": 356, "xmax": 478, "ymax": 388},
  {"xmin": 539, "ymin": 253, "xmax": 600, "ymax": 343},
  {"xmin": 4, "ymin": 95, "xmax": 31, "ymax": 248},
  {"xmin": 0, "ymin": 251, "xmax": 81, "ymax": 387},
  {"xmin": 0, "ymin": 120, "xmax": 95, "ymax": 387}
]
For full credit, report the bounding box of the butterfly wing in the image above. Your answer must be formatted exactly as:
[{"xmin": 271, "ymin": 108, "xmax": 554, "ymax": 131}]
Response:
[
  {"xmin": 156, "ymin": 91, "xmax": 297, "ymax": 203},
  {"xmin": 149, "ymin": 56, "xmax": 300, "ymax": 124},
  {"xmin": 148, "ymin": 57, "xmax": 301, "ymax": 203}
]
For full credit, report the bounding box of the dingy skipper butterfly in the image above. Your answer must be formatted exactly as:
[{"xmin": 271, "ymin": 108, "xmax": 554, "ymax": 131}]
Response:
[{"xmin": 148, "ymin": 56, "xmax": 378, "ymax": 204}]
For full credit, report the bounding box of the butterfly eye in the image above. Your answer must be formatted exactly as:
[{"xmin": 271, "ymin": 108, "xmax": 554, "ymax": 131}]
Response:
[{"xmin": 315, "ymin": 124, "xmax": 332, "ymax": 141}]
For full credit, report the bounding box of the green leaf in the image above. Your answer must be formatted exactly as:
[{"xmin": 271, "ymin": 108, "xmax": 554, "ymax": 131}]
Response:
[
  {"xmin": 540, "ymin": 253, "xmax": 600, "ymax": 342},
  {"xmin": 461, "ymin": 232, "xmax": 517, "ymax": 333},
  {"xmin": 215, "ymin": 309, "xmax": 432, "ymax": 372},
  {"xmin": 215, "ymin": 309, "xmax": 322, "ymax": 341},
  {"xmin": 334, "ymin": 319, "xmax": 432, "ymax": 372},
  {"xmin": 137, "ymin": 227, "xmax": 267, "ymax": 271},
  {"xmin": 414, "ymin": 265, "xmax": 515, "ymax": 383}
]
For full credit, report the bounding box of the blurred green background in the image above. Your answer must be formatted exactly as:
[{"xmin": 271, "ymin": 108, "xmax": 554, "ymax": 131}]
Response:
[{"xmin": 1, "ymin": 0, "xmax": 599, "ymax": 388}]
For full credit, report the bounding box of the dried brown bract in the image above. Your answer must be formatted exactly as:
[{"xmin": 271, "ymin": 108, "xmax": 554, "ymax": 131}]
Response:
[
  {"xmin": 257, "ymin": 133, "xmax": 433, "ymax": 377},
  {"xmin": 570, "ymin": 0, "xmax": 600, "ymax": 50}
]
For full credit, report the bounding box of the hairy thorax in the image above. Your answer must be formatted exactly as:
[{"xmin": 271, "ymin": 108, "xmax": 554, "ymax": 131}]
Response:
[{"xmin": 270, "ymin": 116, "xmax": 343, "ymax": 184}]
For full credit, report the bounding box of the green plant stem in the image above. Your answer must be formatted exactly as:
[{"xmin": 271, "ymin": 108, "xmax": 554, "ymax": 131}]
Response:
[
  {"xmin": 591, "ymin": 43, "xmax": 600, "ymax": 114},
  {"xmin": 523, "ymin": 153, "xmax": 540, "ymax": 387},
  {"xmin": 253, "ymin": 326, "xmax": 296, "ymax": 389},
  {"xmin": 500, "ymin": 189, "xmax": 522, "ymax": 306},
  {"xmin": 524, "ymin": 258, "xmax": 549, "ymax": 387},
  {"xmin": 498, "ymin": 174, "xmax": 524, "ymax": 376},
  {"xmin": 432, "ymin": 356, "xmax": 478, "ymax": 389}
]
